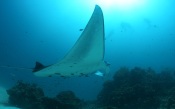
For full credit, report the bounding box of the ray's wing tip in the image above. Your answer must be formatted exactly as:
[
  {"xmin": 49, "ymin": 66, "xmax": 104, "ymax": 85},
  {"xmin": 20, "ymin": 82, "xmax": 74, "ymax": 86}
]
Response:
[
  {"xmin": 94, "ymin": 5, "xmax": 103, "ymax": 16},
  {"xmin": 95, "ymin": 5, "xmax": 101, "ymax": 10}
]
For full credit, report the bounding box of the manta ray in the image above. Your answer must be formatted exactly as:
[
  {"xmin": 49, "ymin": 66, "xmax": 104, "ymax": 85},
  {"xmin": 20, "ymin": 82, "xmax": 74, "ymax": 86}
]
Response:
[{"xmin": 33, "ymin": 5, "xmax": 110, "ymax": 77}]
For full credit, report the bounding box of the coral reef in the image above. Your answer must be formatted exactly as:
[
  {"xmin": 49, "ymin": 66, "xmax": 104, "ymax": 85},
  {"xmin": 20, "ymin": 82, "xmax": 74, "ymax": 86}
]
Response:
[
  {"xmin": 97, "ymin": 67, "xmax": 175, "ymax": 109},
  {"xmin": 7, "ymin": 81, "xmax": 44, "ymax": 109},
  {"xmin": 5, "ymin": 67, "xmax": 175, "ymax": 109},
  {"xmin": 56, "ymin": 91, "xmax": 83, "ymax": 107},
  {"xmin": 7, "ymin": 81, "xmax": 84, "ymax": 109},
  {"xmin": 41, "ymin": 97, "xmax": 82, "ymax": 109}
]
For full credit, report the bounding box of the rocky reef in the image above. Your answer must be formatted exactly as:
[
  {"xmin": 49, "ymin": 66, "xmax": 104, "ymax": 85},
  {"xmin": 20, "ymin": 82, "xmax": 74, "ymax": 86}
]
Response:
[
  {"xmin": 7, "ymin": 81, "xmax": 84, "ymax": 109},
  {"xmin": 5, "ymin": 67, "xmax": 175, "ymax": 109},
  {"xmin": 97, "ymin": 67, "xmax": 175, "ymax": 109},
  {"xmin": 7, "ymin": 81, "xmax": 44, "ymax": 109}
]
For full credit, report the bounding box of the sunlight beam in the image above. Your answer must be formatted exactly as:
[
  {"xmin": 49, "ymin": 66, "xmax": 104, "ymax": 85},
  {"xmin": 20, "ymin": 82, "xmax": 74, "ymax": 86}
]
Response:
[{"xmin": 95, "ymin": 0, "xmax": 146, "ymax": 11}]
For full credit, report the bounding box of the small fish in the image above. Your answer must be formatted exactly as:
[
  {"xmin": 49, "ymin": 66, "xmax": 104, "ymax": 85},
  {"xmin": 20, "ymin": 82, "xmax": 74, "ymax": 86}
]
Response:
[{"xmin": 79, "ymin": 29, "xmax": 84, "ymax": 31}]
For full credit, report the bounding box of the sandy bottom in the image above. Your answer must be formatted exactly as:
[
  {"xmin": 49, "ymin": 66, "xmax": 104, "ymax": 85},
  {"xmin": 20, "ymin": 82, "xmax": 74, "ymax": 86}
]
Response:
[
  {"xmin": 0, "ymin": 87, "xmax": 9, "ymax": 104},
  {"xmin": 0, "ymin": 86, "xmax": 19, "ymax": 109},
  {"xmin": 0, "ymin": 104, "xmax": 20, "ymax": 109}
]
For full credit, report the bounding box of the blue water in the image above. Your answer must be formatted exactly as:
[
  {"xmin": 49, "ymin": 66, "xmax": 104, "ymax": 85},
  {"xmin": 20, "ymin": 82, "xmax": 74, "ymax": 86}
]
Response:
[{"xmin": 0, "ymin": 0, "xmax": 175, "ymax": 100}]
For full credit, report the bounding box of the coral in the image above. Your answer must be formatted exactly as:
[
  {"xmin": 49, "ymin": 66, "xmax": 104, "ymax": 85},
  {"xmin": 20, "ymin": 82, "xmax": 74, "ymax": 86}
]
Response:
[
  {"xmin": 7, "ymin": 81, "xmax": 44, "ymax": 109},
  {"xmin": 6, "ymin": 67, "xmax": 175, "ymax": 109},
  {"xmin": 7, "ymin": 81, "xmax": 84, "ymax": 109},
  {"xmin": 56, "ymin": 91, "xmax": 83, "ymax": 107},
  {"xmin": 167, "ymin": 88, "xmax": 175, "ymax": 108},
  {"xmin": 41, "ymin": 97, "xmax": 73, "ymax": 109},
  {"xmin": 97, "ymin": 67, "xmax": 175, "ymax": 109}
]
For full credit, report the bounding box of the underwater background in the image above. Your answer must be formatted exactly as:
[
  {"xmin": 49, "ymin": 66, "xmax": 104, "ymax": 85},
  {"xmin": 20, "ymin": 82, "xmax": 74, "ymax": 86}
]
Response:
[{"xmin": 0, "ymin": 0, "xmax": 175, "ymax": 104}]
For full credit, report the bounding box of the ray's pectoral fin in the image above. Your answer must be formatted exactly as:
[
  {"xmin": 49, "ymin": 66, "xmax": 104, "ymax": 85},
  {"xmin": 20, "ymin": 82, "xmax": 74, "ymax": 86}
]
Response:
[{"xmin": 33, "ymin": 5, "xmax": 110, "ymax": 77}]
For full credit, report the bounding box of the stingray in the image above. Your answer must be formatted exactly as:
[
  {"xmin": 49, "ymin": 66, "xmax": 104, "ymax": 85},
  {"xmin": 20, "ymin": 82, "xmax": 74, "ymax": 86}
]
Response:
[{"xmin": 33, "ymin": 5, "xmax": 110, "ymax": 77}]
